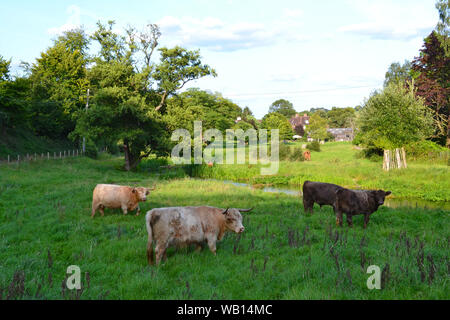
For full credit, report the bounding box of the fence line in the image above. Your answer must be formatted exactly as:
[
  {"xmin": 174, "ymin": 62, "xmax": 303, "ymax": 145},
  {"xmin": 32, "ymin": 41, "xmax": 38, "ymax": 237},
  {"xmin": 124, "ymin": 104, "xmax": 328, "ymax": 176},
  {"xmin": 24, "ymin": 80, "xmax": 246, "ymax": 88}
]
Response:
[{"xmin": 0, "ymin": 149, "xmax": 85, "ymax": 165}]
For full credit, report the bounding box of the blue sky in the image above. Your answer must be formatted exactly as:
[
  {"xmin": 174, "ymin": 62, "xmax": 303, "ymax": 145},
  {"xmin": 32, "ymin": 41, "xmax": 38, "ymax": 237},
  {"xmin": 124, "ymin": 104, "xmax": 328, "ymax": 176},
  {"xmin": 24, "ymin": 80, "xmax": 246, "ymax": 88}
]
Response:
[{"xmin": 0, "ymin": 0, "xmax": 440, "ymax": 118}]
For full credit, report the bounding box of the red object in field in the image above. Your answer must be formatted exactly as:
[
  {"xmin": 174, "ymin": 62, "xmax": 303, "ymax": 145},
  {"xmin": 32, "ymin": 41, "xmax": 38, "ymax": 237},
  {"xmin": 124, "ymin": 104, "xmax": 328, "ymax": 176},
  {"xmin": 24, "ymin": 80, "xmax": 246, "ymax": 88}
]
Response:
[
  {"xmin": 207, "ymin": 161, "xmax": 214, "ymax": 167},
  {"xmin": 303, "ymin": 150, "xmax": 311, "ymax": 161}
]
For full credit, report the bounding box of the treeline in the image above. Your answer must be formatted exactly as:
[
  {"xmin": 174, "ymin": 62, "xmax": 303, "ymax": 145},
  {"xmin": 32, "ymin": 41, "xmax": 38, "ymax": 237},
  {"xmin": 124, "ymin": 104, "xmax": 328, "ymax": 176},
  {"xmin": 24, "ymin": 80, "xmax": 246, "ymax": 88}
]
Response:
[{"xmin": 0, "ymin": 21, "xmax": 259, "ymax": 170}]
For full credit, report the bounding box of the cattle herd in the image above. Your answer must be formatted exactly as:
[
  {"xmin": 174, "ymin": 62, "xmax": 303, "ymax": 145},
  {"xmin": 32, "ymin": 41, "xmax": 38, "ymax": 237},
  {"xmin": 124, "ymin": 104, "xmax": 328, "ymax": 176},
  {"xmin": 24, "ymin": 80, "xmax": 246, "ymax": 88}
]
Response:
[{"xmin": 91, "ymin": 180, "xmax": 391, "ymax": 265}]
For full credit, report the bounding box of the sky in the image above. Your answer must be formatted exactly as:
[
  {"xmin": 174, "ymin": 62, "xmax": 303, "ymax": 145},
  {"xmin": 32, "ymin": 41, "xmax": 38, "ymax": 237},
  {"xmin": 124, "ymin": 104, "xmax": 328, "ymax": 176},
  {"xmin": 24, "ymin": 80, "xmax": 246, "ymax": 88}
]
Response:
[{"xmin": 0, "ymin": 0, "xmax": 440, "ymax": 118}]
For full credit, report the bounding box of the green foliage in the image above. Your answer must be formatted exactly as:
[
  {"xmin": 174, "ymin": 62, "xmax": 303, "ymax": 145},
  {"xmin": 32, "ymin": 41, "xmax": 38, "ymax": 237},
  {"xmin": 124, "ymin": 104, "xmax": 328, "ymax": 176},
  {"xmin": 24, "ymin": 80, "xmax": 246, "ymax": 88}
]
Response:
[
  {"xmin": 358, "ymin": 82, "xmax": 434, "ymax": 151},
  {"xmin": 165, "ymin": 89, "xmax": 242, "ymax": 134},
  {"xmin": 261, "ymin": 112, "xmax": 294, "ymax": 140},
  {"xmin": 306, "ymin": 113, "xmax": 328, "ymax": 140},
  {"xmin": 384, "ymin": 60, "xmax": 412, "ymax": 87},
  {"xmin": 288, "ymin": 146, "xmax": 305, "ymax": 161},
  {"xmin": 306, "ymin": 140, "xmax": 321, "ymax": 152},
  {"xmin": 153, "ymin": 46, "xmax": 217, "ymax": 110},
  {"xmin": 435, "ymin": 0, "xmax": 450, "ymax": 56},
  {"xmin": 268, "ymin": 99, "xmax": 296, "ymax": 118},
  {"xmin": 84, "ymin": 139, "xmax": 98, "ymax": 159},
  {"xmin": 404, "ymin": 140, "xmax": 448, "ymax": 158},
  {"xmin": 29, "ymin": 28, "xmax": 90, "ymax": 138},
  {"xmin": 327, "ymin": 107, "xmax": 356, "ymax": 128}
]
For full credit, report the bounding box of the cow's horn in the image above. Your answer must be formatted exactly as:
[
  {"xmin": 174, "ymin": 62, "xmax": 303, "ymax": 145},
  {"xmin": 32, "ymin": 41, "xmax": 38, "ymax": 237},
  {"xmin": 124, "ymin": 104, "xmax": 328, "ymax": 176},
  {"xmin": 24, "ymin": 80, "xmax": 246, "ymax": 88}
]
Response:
[
  {"xmin": 222, "ymin": 208, "xmax": 229, "ymax": 215},
  {"xmin": 238, "ymin": 208, "xmax": 253, "ymax": 212},
  {"xmin": 149, "ymin": 186, "xmax": 156, "ymax": 191}
]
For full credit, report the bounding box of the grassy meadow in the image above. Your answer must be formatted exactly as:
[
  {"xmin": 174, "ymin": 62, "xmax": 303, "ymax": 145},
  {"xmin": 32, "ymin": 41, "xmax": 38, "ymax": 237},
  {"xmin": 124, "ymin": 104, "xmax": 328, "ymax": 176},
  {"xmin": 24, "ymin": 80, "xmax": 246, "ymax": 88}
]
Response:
[
  {"xmin": 0, "ymin": 143, "xmax": 449, "ymax": 299},
  {"xmin": 187, "ymin": 142, "xmax": 450, "ymax": 201}
]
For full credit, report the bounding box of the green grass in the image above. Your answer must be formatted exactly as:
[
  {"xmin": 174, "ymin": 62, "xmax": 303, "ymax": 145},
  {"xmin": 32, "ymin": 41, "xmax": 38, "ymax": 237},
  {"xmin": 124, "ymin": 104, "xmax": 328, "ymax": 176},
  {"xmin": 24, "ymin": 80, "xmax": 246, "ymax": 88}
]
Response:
[
  {"xmin": 0, "ymin": 156, "xmax": 448, "ymax": 299},
  {"xmin": 188, "ymin": 142, "xmax": 450, "ymax": 201}
]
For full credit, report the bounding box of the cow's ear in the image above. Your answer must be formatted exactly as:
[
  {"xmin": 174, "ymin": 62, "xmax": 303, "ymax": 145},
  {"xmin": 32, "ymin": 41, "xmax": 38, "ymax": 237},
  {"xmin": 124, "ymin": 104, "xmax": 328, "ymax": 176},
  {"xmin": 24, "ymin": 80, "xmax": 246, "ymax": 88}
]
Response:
[
  {"xmin": 385, "ymin": 191, "xmax": 391, "ymax": 196},
  {"xmin": 132, "ymin": 188, "xmax": 137, "ymax": 194}
]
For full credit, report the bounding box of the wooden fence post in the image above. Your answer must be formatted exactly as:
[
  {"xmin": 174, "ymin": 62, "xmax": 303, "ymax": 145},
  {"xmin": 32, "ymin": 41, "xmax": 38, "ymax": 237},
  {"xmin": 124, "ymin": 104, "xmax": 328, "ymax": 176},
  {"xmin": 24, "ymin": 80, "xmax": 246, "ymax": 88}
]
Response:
[
  {"xmin": 60, "ymin": 151, "xmax": 62, "ymax": 159},
  {"xmin": 17, "ymin": 155, "xmax": 20, "ymax": 163},
  {"xmin": 401, "ymin": 147, "xmax": 407, "ymax": 168},
  {"xmin": 8, "ymin": 155, "xmax": 10, "ymax": 164},
  {"xmin": 48, "ymin": 152, "xmax": 50, "ymax": 160}
]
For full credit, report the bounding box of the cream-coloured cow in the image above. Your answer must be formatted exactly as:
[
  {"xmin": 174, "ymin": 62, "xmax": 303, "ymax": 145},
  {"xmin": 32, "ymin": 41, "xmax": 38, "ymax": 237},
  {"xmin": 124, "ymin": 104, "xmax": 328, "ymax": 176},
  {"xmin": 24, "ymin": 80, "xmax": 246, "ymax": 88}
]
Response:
[
  {"xmin": 91, "ymin": 184, "xmax": 151, "ymax": 217},
  {"xmin": 145, "ymin": 206, "xmax": 252, "ymax": 265}
]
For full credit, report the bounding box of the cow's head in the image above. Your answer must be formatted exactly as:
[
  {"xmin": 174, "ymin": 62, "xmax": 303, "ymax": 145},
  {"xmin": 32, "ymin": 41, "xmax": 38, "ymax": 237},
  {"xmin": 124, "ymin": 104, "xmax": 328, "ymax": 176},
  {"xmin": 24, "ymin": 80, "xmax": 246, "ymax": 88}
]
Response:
[
  {"xmin": 222, "ymin": 208, "xmax": 252, "ymax": 233},
  {"xmin": 132, "ymin": 187, "xmax": 150, "ymax": 201},
  {"xmin": 372, "ymin": 190, "xmax": 391, "ymax": 206}
]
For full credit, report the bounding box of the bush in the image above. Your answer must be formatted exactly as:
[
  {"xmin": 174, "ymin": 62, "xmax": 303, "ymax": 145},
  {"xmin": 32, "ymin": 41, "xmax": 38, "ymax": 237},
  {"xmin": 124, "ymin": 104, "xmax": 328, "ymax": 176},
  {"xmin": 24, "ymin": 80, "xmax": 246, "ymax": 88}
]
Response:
[
  {"xmin": 306, "ymin": 140, "xmax": 321, "ymax": 152},
  {"xmin": 278, "ymin": 143, "xmax": 292, "ymax": 160},
  {"xmin": 404, "ymin": 140, "xmax": 447, "ymax": 158},
  {"xmin": 84, "ymin": 139, "xmax": 98, "ymax": 159},
  {"xmin": 288, "ymin": 146, "xmax": 305, "ymax": 161}
]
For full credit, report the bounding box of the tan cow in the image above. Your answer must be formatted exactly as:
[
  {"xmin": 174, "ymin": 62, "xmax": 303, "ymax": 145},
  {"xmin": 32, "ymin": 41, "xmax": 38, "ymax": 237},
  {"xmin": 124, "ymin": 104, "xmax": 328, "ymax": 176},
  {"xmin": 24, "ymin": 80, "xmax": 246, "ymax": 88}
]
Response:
[
  {"xmin": 91, "ymin": 184, "xmax": 151, "ymax": 218},
  {"xmin": 145, "ymin": 206, "xmax": 252, "ymax": 265}
]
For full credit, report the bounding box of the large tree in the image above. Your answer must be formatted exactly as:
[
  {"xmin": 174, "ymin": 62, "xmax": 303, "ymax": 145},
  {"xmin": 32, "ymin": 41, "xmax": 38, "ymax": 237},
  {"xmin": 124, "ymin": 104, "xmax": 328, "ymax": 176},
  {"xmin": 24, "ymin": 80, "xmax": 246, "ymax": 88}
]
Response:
[
  {"xmin": 29, "ymin": 28, "xmax": 90, "ymax": 138},
  {"xmin": 261, "ymin": 112, "xmax": 294, "ymax": 140},
  {"xmin": 306, "ymin": 113, "xmax": 328, "ymax": 141},
  {"xmin": 327, "ymin": 107, "xmax": 356, "ymax": 128},
  {"xmin": 411, "ymin": 31, "xmax": 450, "ymax": 146},
  {"xmin": 357, "ymin": 82, "xmax": 434, "ymax": 151},
  {"xmin": 74, "ymin": 21, "xmax": 216, "ymax": 170},
  {"xmin": 268, "ymin": 99, "xmax": 296, "ymax": 118}
]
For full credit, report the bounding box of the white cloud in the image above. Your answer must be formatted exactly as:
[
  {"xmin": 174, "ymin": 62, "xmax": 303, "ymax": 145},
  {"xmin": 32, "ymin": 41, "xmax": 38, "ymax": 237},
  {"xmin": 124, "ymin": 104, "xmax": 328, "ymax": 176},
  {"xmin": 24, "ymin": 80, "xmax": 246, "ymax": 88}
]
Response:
[
  {"xmin": 339, "ymin": 0, "xmax": 436, "ymax": 40},
  {"xmin": 47, "ymin": 5, "xmax": 82, "ymax": 35}
]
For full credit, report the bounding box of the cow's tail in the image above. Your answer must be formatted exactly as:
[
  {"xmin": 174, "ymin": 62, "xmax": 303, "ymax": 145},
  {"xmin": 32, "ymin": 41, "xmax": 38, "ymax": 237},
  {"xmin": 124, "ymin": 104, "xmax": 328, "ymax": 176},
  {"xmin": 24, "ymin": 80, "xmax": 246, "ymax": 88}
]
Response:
[{"xmin": 145, "ymin": 210, "xmax": 155, "ymax": 265}]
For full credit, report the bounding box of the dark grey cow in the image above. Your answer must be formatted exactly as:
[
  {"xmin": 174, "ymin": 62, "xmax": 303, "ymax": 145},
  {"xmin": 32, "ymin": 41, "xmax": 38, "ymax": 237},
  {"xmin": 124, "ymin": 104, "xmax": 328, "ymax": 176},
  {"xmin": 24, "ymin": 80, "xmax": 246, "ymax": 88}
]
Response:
[
  {"xmin": 334, "ymin": 188, "xmax": 391, "ymax": 228},
  {"xmin": 302, "ymin": 180, "xmax": 344, "ymax": 213}
]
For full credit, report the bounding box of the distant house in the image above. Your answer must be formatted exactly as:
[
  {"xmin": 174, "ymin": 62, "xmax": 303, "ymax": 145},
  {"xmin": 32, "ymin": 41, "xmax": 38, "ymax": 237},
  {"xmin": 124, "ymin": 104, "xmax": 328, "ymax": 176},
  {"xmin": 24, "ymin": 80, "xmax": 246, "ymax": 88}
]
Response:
[
  {"xmin": 327, "ymin": 128, "xmax": 354, "ymax": 141},
  {"xmin": 289, "ymin": 113, "xmax": 309, "ymax": 137}
]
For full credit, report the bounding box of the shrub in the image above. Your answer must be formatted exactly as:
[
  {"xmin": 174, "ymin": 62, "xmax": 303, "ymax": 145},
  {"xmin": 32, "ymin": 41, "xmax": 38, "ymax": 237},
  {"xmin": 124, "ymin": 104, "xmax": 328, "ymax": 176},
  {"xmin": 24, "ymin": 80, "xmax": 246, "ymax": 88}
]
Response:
[
  {"xmin": 278, "ymin": 143, "xmax": 292, "ymax": 160},
  {"xmin": 288, "ymin": 146, "xmax": 305, "ymax": 161},
  {"xmin": 306, "ymin": 140, "xmax": 321, "ymax": 152},
  {"xmin": 84, "ymin": 139, "xmax": 98, "ymax": 159},
  {"xmin": 404, "ymin": 140, "xmax": 447, "ymax": 158}
]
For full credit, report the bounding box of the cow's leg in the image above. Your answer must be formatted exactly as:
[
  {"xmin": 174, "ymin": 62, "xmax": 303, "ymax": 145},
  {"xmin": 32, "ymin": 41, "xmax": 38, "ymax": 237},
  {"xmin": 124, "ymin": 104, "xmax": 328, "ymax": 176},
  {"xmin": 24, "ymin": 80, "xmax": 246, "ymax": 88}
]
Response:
[
  {"xmin": 91, "ymin": 201, "xmax": 98, "ymax": 218},
  {"xmin": 99, "ymin": 205, "xmax": 105, "ymax": 217},
  {"xmin": 195, "ymin": 244, "xmax": 203, "ymax": 252},
  {"xmin": 363, "ymin": 214, "xmax": 370, "ymax": 228},
  {"xmin": 336, "ymin": 211, "xmax": 343, "ymax": 227},
  {"xmin": 155, "ymin": 242, "xmax": 168, "ymax": 265},
  {"xmin": 303, "ymin": 198, "xmax": 314, "ymax": 214},
  {"xmin": 121, "ymin": 204, "xmax": 128, "ymax": 215},
  {"xmin": 135, "ymin": 204, "xmax": 141, "ymax": 216},
  {"xmin": 346, "ymin": 214, "xmax": 353, "ymax": 227},
  {"xmin": 206, "ymin": 236, "xmax": 217, "ymax": 255}
]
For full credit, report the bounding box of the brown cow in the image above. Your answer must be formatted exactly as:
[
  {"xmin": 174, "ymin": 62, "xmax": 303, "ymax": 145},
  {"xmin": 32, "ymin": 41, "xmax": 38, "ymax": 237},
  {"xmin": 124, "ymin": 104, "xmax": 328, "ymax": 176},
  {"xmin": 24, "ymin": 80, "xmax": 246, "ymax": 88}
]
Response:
[
  {"xmin": 303, "ymin": 150, "xmax": 311, "ymax": 161},
  {"xmin": 91, "ymin": 184, "xmax": 151, "ymax": 217},
  {"xmin": 145, "ymin": 206, "xmax": 252, "ymax": 265}
]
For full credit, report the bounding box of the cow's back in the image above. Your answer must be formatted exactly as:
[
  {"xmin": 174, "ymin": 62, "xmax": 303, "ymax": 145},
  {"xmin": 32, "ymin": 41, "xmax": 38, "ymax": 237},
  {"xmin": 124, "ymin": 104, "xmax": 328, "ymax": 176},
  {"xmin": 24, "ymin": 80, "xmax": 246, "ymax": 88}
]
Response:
[
  {"xmin": 303, "ymin": 181, "xmax": 342, "ymax": 205},
  {"xmin": 93, "ymin": 184, "xmax": 131, "ymax": 208},
  {"xmin": 149, "ymin": 206, "xmax": 222, "ymax": 246}
]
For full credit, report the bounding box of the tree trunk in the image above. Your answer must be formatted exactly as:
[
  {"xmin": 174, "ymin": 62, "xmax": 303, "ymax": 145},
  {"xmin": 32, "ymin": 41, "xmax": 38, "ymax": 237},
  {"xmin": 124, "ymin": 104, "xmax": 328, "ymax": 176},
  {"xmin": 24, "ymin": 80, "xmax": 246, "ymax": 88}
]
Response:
[
  {"xmin": 123, "ymin": 141, "xmax": 141, "ymax": 171},
  {"xmin": 123, "ymin": 141, "xmax": 132, "ymax": 171}
]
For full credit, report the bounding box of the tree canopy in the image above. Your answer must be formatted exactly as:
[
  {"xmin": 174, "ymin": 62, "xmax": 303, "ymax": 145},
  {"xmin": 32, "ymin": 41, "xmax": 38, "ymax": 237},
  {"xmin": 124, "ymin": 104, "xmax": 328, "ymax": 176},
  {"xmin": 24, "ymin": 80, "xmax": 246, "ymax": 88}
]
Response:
[
  {"xmin": 268, "ymin": 99, "xmax": 296, "ymax": 118},
  {"xmin": 357, "ymin": 82, "xmax": 434, "ymax": 151}
]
